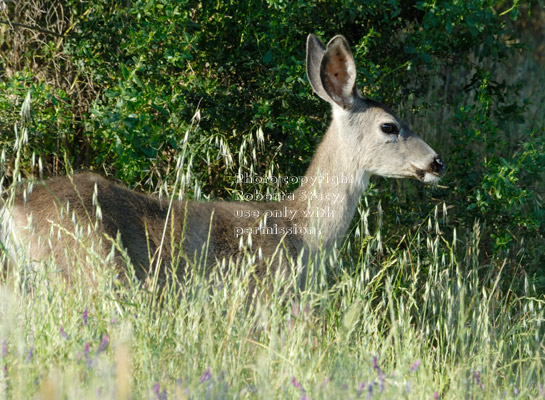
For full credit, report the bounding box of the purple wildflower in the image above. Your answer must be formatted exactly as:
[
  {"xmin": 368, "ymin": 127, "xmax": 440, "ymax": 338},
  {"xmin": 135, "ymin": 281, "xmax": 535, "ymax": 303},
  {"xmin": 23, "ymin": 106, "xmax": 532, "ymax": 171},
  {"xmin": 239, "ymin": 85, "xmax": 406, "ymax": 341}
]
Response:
[
  {"xmin": 60, "ymin": 326, "xmax": 69, "ymax": 340},
  {"xmin": 357, "ymin": 381, "xmax": 366, "ymax": 397},
  {"xmin": 96, "ymin": 334, "xmax": 109, "ymax": 355},
  {"xmin": 472, "ymin": 371, "xmax": 485, "ymax": 389},
  {"xmin": 514, "ymin": 387, "xmax": 519, "ymax": 396},
  {"xmin": 434, "ymin": 391, "xmax": 439, "ymax": 399},
  {"xmin": 83, "ymin": 308, "xmax": 88, "ymax": 326},
  {"xmin": 410, "ymin": 360, "xmax": 421, "ymax": 372},
  {"xmin": 200, "ymin": 368, "xmax": 212, "ymax": 383},
  {"xmin": 26, "ymin": 346, "xmax": 34, "ymax": 362},
  {"xmin": 292, "ymin": 377, "xmax": 302, "ymax": 390},
  {"xmin": 372, "ymin": 356, "xmax": 384, "ymax": 377},
  {"xmin": 152, "ymin": 383, "xmax": 167, "ymax": 399},
  {"xmin": 152, "ymin": 383, "xmax": 166, "ymax": 399},
  {"xmin": 372, "ymin": 356, "xmax": 385, "ymax": 392},
  {"xmin": 368, "ymin": 383, "xmax": 373, "ymax": 399},
  {"xmin": 1, "ymin": 340, "xmax": 6, "ymax": 358},
  {"xmin": 81, "ymin": 342, "xmax": 94, "ymax": 368},
  {"xmin": 473, "ymin": 371, "xmax": 481, "ymax": 385}
]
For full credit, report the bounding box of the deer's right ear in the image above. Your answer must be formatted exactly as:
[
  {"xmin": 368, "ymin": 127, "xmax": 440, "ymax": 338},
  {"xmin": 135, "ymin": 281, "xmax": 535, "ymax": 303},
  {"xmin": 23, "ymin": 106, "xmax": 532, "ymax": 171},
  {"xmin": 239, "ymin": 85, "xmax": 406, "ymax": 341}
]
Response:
[{"xmin": 306, "ymin": 34, "xmax": 332, "ymax": 103}]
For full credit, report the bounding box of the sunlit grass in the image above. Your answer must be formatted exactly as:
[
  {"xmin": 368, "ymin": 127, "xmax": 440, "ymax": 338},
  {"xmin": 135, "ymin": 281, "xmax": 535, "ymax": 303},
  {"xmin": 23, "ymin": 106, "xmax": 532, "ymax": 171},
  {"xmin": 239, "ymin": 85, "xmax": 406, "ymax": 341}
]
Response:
[{"xmin": 0, "ymin": 185, "xmax": 544, "ymax": 399}]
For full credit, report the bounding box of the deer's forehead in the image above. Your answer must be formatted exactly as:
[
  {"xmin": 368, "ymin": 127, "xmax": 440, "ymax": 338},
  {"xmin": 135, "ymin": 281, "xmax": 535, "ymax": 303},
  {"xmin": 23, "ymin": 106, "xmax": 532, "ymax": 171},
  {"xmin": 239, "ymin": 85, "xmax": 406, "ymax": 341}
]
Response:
[
  {"xmin": 349, "ymin": 101, "xmax": 399, "ymax": 123},
  {"xmin": 366, "ymin": 106, "xmax": 397, "ymax": 121}
]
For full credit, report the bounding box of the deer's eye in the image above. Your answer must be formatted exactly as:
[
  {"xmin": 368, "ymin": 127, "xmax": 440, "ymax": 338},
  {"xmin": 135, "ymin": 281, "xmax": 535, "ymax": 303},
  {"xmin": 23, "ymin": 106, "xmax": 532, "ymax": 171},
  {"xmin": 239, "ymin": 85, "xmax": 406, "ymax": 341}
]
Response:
[{"xmin": 381, "ymin": 123, "xmax": 399, "ymax": 135}]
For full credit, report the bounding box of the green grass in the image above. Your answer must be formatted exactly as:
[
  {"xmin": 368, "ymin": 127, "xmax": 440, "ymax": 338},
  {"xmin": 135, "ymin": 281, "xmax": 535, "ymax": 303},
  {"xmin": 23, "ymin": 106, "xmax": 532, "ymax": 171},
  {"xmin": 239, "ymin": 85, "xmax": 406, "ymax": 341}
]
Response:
[{"xmin": 0, "ymin": 191, "xmax": 543, "ymax": 399}]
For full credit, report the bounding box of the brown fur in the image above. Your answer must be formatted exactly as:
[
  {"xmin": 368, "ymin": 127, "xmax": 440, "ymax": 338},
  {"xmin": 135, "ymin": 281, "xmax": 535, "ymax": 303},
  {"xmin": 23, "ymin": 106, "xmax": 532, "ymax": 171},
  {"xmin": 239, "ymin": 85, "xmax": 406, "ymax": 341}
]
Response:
[{"xmin": 10, "ymin": 173, "xmax": 302, "ymax": 284}]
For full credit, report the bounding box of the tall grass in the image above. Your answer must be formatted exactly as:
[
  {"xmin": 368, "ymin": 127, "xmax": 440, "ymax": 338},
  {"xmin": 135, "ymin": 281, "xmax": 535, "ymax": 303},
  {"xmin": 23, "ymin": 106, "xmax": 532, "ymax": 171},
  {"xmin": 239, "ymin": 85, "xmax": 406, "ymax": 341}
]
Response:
[{"xmin": 0, "ymin": 157, "xmax": 544, "ymax": 399}]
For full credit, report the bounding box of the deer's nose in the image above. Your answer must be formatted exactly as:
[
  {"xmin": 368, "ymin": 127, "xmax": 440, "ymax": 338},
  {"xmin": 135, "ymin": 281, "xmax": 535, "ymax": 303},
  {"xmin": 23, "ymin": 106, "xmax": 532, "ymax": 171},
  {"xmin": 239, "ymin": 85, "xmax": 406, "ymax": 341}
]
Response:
[{"xmin": 431, "ymin": 156, "xmax": 446, "ymax": 175}]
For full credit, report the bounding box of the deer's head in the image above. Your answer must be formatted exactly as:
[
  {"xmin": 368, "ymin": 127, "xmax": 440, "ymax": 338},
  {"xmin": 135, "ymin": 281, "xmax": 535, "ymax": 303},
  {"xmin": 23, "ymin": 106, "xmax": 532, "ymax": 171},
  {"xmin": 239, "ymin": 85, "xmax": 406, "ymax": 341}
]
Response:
[{"xmin": 306, "ymin": 34, "xmax": 445, "ymax": 184}]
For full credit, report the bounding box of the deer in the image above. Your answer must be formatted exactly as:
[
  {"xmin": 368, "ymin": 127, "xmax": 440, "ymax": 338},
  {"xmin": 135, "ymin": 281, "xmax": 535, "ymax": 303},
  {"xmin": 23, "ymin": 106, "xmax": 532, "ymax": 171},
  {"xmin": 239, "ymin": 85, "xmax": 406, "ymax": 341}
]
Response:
[{"xmin": 1, "ymin": 34, "xmax": 445, "ymax": 290}]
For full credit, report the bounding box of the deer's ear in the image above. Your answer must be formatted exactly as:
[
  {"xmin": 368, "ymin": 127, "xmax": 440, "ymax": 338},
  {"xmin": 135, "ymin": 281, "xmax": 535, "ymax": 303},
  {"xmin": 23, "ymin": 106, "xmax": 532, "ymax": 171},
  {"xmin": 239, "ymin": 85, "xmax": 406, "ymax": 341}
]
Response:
[
  {"xmin": 306, "ymin": 34, "xmax": 332, "ymax": 103},
  {"xmin": 319, "ymin": 35, "xmax": 357, "ymax": 109}
]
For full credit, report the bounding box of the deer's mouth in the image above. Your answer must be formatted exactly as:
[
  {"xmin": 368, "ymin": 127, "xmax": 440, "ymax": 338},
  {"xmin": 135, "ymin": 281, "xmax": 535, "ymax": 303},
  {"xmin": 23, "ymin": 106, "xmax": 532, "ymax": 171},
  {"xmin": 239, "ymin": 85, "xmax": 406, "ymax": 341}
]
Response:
[{"xmin": 412, "ymin": 165, "xmax": 441, "ymax": 184}]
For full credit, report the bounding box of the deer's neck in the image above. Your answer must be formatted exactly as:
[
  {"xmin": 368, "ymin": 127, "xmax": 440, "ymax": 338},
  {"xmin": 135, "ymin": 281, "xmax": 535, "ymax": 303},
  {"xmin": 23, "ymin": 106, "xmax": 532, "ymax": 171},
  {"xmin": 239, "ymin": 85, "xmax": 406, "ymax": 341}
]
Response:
[{"xmin": 287, "ymin": 119, "xmax": 370, "ymax": 250}]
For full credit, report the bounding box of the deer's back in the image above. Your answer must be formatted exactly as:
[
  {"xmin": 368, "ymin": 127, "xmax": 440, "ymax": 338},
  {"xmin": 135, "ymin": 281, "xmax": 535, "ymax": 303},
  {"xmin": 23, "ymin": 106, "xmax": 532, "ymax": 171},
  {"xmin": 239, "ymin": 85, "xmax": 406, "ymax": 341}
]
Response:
[{"xmin": 10, "ymin": 172, "xmax": 301, "ymax": 281}]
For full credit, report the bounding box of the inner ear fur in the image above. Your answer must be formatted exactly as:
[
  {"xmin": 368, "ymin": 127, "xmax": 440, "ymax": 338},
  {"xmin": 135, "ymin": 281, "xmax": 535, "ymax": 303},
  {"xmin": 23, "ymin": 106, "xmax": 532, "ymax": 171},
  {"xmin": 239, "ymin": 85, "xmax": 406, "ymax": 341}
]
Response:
[{"xmin": 319, "ymin": 36, "xmax": 357, "ymax": 109}]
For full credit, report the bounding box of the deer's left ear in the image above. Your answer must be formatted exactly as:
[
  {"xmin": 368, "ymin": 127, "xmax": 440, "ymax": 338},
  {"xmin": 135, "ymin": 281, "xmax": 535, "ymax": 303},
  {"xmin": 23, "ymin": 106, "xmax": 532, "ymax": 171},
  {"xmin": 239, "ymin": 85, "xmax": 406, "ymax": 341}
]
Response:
[
  {"xmin": 319, "ymin": 35, "xmax": 357, "ymax": 109},
  {"xmin": 306, "ymin": 34, "xmax": 331, "ymax": 103}
]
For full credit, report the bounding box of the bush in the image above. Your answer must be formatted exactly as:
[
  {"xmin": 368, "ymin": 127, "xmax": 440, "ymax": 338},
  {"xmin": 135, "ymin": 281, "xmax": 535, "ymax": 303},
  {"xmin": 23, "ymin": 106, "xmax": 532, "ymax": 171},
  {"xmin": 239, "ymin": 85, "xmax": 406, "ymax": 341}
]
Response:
[{"xmin": 0, "ymin": 0, "xmax": 543, "ymax": 288}]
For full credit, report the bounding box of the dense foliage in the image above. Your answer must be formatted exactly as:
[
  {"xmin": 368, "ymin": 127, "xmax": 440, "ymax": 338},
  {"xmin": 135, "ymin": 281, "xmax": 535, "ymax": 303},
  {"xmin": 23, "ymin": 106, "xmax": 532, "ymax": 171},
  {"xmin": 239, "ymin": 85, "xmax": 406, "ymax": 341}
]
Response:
[{"xmin": 1, "ymin": 1, "xmax": 544, "ymax": 286}]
